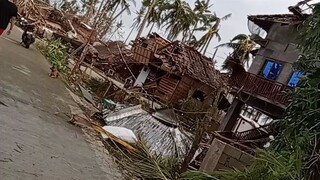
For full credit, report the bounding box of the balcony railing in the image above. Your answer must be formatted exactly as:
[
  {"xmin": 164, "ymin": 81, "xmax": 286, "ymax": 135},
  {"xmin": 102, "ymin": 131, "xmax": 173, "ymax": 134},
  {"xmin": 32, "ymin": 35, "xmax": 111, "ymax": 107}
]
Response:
[
  {"xmin": 235, "ymin": 124, "xmax": 273, "ymax": 140},
  {"xmin": 230, "ymin": 72, "xmax": 291, "ymax": 106}
]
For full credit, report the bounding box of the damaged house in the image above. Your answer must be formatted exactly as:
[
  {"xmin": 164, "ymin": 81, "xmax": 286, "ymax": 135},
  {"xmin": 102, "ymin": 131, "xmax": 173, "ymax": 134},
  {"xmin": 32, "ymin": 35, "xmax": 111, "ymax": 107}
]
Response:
[
  {"xmin": 130, "ymin": 33, "xmax": 225, "ymax": 110},
  {"xmin": 199, "ymin": 3, "xmax": 308, "ymax": 172}
]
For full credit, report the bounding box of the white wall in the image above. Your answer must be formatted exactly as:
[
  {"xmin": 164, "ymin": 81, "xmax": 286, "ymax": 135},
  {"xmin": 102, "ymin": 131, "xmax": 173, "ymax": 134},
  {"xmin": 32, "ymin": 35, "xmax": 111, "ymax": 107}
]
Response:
[{"xmin": 133, "ymin": 66, "xmax": 150, "ymax": 87}]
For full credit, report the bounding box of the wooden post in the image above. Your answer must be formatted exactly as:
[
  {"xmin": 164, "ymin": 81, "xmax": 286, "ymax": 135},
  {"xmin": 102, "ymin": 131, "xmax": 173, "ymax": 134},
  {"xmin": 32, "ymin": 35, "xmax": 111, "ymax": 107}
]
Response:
[
  {"xmin": 69, "ymin": 1, "xmax": 108, "ymax": 78},
  {"xmin": 180, "ymin": 117, "xmax": 208, "ymax": 173},
  {"xmin": 69, "ymin": 38, "xmax": 92, "ymax": 77},
  {"xmin": 103, "ymin": 83, "xmax": 112, "ymax": 98}
]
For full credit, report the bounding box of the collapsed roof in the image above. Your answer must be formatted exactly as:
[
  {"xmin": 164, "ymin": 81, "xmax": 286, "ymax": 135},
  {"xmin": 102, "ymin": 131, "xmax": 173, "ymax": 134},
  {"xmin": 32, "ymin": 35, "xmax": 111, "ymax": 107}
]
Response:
[
  {"xmin": 133, "ymin": 33, "xmax": 222, "ymax": 88},
  {"xmin": 155, "ymin": 41, "xmax": 222, "ymax": 88},
  {"xmin": 18, "ymin": 1, "xmax": 94, "ymax": 42},
  {"xmin": 248, "ymin": 14, "xmax": 306, "ymax": 32}
]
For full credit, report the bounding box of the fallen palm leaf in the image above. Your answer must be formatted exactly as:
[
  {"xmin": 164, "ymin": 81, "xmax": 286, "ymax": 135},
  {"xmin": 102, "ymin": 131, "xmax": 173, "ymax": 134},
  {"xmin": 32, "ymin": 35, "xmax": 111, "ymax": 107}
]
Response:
[{"xmin": 108, "ymin": 138, "xmax": 180, "ymax": 180}]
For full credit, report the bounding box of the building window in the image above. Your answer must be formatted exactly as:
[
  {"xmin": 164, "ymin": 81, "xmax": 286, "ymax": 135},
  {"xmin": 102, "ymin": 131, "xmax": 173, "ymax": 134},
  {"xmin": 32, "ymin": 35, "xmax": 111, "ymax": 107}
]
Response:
[
  {"xmin": 261, "ymin": 60, "xmax": 283, "ymax": 80},
  {"xmin": 192, "ymin": 90, "xmax": 206, "ymax": 102},
  {"xmin": 288, "ymin": 70, "xmax": 304, "ymax": 87}
]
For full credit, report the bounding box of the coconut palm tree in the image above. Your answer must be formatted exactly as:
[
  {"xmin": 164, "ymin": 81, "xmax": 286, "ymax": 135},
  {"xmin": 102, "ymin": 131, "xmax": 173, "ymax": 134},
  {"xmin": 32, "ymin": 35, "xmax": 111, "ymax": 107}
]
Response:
[
  {"xmin": 81, "ymin": 0, "xmax": 98, "ymax": 23},
  {"xmin": 60, "ymin": 0, "xmax": 80, "ymax": 14},
  {"xmin": 217, "ymin": 34, "xmax": 256, "ymax": 70},
  {"xmin": 146, "ymin": 0, "xmax": 167, "ymax": 34},
  {"xmin": 162, "ymin": 0, "xmax": 196, "ymax": 41},
  {"xmin": 188, "ymin": 0, "xmax": 213, "ymax": 42},
  {"xmin": 126, "ymin": 8, "xmax": 146, "ymax": 43},
  {"xmin": 195, "ymin": 13, "xmax": 231, "ymax": 55},
  {"xmin": 108, "ymin": 20, "xmax": 124, "ymax": 41},
  {"xmin": 135, "ymin": 0, "xmax": 159, "ymax": 39},
  {"xmin": 109, "ymin": 0, "xmax": 136, "ymax": 18}
]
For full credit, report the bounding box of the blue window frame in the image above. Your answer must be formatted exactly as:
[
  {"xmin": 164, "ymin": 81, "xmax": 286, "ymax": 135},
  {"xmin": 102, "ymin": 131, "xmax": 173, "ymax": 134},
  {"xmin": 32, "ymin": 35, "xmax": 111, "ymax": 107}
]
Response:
[
  {"xmin": 288, "ymin": 70, "xmax": 304, "ymax": 87},
  {"xmin": 261, "ymin": 60, "xmax": 283, "ymax": 80}
]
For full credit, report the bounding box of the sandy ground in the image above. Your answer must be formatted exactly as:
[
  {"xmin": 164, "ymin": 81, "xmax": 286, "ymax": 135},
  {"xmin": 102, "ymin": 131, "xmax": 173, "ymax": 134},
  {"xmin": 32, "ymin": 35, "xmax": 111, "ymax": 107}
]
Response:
[{"xmin": 0, "ymin": 28, "xmax": 123, "ymax": 180}]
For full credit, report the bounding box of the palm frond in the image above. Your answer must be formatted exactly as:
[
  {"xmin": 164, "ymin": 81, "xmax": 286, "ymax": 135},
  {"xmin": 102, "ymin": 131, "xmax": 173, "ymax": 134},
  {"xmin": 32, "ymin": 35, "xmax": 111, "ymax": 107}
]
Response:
[
  {"xmin": 106, "ymin": 137, "xmax": 180, "ymax": 180},
  {"xmin": 221, "ymin": 13, "xmax": 232, "ymax": 21},
  {"xmin": 215, "ymin": 32, "xmax": 222, "ymax": 42},
  {"xmin": 231, "ymin": 34, "xmax": 248, "ymax": 41},
  {"xmin": 181, "ymin": 171, "xmax": 219, "ymax": 180}
]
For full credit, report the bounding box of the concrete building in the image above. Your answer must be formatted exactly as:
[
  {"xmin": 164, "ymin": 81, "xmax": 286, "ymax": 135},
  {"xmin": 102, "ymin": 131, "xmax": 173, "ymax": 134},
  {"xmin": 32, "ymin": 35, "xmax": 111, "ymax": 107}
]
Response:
[
  {"xmin": 200, "ymin": 5, "xmax": 309, "ymax": 172},
  {"xmin": 219, "ymin": 13, "xmax": 305, "ymax": 132}
]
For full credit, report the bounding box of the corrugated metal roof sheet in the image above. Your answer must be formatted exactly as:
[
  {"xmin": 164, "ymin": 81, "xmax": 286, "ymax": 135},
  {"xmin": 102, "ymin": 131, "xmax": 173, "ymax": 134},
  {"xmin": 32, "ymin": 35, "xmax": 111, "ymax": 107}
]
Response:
[{"xmin": 103, "ymin": 106, "xmax": 192, "ymax": 157}]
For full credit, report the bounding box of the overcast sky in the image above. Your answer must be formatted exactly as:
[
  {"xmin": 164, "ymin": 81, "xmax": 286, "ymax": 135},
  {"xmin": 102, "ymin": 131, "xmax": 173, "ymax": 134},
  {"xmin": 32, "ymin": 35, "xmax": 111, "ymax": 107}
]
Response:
[{"xmin": 116, "ymin": 0, "xmax": 312, "ymax": 69}]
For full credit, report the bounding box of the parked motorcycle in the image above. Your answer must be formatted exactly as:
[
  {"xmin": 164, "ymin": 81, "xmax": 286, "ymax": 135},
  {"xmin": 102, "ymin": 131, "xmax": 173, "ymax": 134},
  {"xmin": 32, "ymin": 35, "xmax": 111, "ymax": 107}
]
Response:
[{"xmin": 19, "ymin": 17, "xmax": 36, "ymax": 49}]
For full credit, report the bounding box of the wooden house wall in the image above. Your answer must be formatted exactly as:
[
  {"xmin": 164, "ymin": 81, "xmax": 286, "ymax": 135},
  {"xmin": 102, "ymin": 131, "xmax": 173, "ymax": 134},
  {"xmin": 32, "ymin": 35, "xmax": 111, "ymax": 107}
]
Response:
[
  {"xmin": 153, "ymin": 74, "xmax": 216, "ymax": 104},
  {"xmin": 155, "ymin": 75, "xmax": 180, "ymax": 101},
  {"xmin": 132, "ymin": 37, "xmax": 170, "ymax": 64},
  {"xmin": 171, "ymin": 75, "xmax": 193, "ymax": 102},
  {"xmin": 132, "ymin": 45, "xmax": 152, "ymax": 64}
]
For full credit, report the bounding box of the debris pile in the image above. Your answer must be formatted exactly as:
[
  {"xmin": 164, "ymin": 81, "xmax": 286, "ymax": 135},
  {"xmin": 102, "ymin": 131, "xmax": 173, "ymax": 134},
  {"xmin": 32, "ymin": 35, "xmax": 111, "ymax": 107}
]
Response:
[{"xmin": 84, "ymin": 41, "xmax": 134, "ymax": 76}]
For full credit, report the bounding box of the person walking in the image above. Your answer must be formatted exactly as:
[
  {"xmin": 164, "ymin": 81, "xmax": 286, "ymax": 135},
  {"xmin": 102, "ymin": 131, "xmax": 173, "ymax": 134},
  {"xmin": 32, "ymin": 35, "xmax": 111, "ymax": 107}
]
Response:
[{"xmin": 0, "ymin": 0, "xmax": 17, "ymax": 36}]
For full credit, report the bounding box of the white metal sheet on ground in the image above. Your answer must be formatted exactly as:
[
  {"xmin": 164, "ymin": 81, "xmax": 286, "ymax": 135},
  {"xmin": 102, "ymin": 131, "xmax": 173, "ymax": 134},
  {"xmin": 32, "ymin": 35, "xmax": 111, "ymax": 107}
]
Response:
[{"xmin": 101, "ymin": 126, "xmax": 137, "ymax": 143}]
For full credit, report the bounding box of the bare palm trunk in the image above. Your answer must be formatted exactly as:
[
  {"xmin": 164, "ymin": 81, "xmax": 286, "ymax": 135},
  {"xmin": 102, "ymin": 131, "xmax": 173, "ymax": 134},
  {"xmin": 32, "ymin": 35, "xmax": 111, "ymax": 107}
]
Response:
[
  {"xmin": 109, "ymin": 3, "xmax": 120, "ymax": 19},
  {"xmin": 112, "ymin": 7, "xmax": 126, "ymax": 21},
  {"xmin": 94, "ymin": 0, "xmax": 108, "ymax": 24},
  {"xmin": 199, "ymin": 39, "xmax": 208, "ymax": 53},
  {"xmin": 83, "ymin": 0, "xmax": 97, "ymax": 23},
  {"xmin": 212, "ymin": 47, "xmax": 218, "ymax": 60},
  {"xmin": 180, "ymin": 118, "xmax": 207, "ymax": 173},
  {"xmin": 100, "ymin": 7, "xmax": 126, "ymax": 39},
  {"xmin": 148, "ymin": 22, "xmax": 156, "ymax": 35},
  {"xmin": 125, "ymin": 27, "xmax": 135, "ymax": 43},
  {"xmin": 136, "ymin": 0, "xmax": 157, "ymax": 39},
  {"xmin": 203, "ymin": 35, "xmax": 213, "ymax": 55},
  {"xmin": 188, "ymin": 22, "xmax": 198, "ymax": 42},
  {"xmin": 108, "ymin": 28, "xmax": 118, "ymax": 41}
]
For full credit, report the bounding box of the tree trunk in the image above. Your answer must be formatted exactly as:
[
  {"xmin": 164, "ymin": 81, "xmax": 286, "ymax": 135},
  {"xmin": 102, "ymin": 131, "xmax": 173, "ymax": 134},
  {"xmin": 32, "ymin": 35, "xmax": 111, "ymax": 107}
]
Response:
[
  {"xmin": 199, "ymin": 38, "xmax": 208, "ymax": 54},
  {"xmin": 188, "ymin": 22, "xmax": 198, "ymax": 42},
  {"xmin": 180, "ymin": 118, "xmax": 207, "ymax": 173},
  {"xmin": 83, "ymin": 0, "xmax": 97, "ymax": 23},
  {"xmin": 108, "ymin": 28, "xmax": 118, "ymax": 41},
  {"xmin": 99, "ymin": 7, "xmax": 126, "ymax": 39},
  {"xmin": 125, "ymin": 27, "xmax": 135, "ymax": 43},
  {"xmin": 148, "ymin": 21, "xmax": 156, "ymax": 35},
  {"xmin": 94, "ymin": 0, "xmax": 108, "ymax": 25},
  {"xmin": 96, "ymin": 0, "xmax": 112, "ymax": 25},
  {"xmin": 109, "ymin": 3, "xmax": 120, "ymax": 19},
  {"xmin": 203, "ymin": 35, "xmax": 213, "ymax": 55},
  {"xmin": 212, "ymin": 47, "xmax": 218, "ymax": 60},
  {"xmin": 112, "ymin": 7, "xmax": 126, "ymax": 21},
  {"xmin": 135, "ymin": 0, "xmax": 157, "ymax": 39}
]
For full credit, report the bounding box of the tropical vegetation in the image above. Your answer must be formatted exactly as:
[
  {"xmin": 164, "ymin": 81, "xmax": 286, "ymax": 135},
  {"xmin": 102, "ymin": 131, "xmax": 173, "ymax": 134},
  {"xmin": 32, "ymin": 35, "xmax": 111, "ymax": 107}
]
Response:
[
  {"xmin": 40, "ymin": 39, "xmax": 69, "ymax": 73},
  {"xmin": 182, "ymin": 3, "xmax": 320, "ymax": 180},
  {"xmin": 52, "ymin": 0, "xmax": 231, "ymax": 56},
  {"xmin": 217, "ymin": 34, "xmax": 256, "ymax": 71},
  {"xmin": 131, "ymin": 0, "xmax": 231, "ymax": 55}
]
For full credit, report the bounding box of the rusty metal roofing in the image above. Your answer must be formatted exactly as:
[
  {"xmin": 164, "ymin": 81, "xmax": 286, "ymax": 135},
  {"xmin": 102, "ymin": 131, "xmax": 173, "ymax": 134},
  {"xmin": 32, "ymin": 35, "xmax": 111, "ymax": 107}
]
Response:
[
  {"xmin": 131, "ymin": 33, "xmax": 223, "ymax": 87},
  {"xmin": 155, "ymin": 41, "xmax": 222, "ymax": 87},
  {"xmin": 248, "ymin": 14, "xmax": 305, "ymax": 32},
  {"xmin": 93, "ymin": 41, "xmax": 130, "ymax": 59}
]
